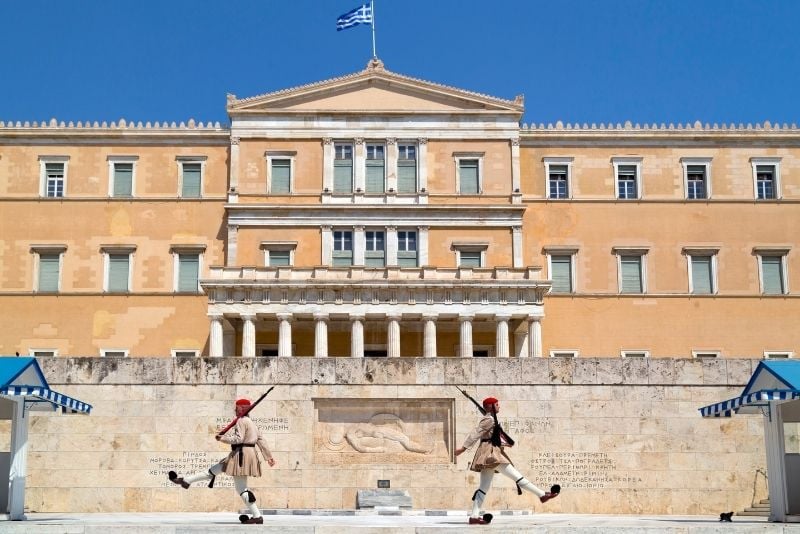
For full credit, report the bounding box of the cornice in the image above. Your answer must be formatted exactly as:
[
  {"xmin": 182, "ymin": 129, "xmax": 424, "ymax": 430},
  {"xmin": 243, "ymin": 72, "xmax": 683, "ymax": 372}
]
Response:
[{"xmin": 0, "ymin": 119, "xmax": 230, "ymax": 141}]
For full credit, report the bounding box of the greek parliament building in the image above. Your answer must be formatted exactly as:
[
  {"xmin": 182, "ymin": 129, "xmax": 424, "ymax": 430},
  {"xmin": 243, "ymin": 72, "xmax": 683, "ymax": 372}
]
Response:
[{"xmin": 0, "ymin": 59, "xmax": 798, "ymax": 516}]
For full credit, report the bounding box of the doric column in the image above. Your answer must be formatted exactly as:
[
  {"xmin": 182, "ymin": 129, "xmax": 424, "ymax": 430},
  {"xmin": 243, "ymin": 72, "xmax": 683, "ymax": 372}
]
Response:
[
  {"xmin": 512, "ymin": 226, "xmax": 523, "ymax": 268},
  {"xmin": 387, "ymin": 313, "xmax": 401, "ymax": 358},
  {"xmin": 514, "ymin": 330, "xmax": 527, "ymax": 358},
  {"xmin": 459, "ymin": 315, "xmax": 474, "ymax": 358},
  {"xmin": 209, "ymin": 314, "xmax": 224, "ymax": 357},
  {"xmin": 496, "ymin": 314, "xmax": 511, "ymax": 358},
  {"xmin": 314, "ymin": 313, "xmax": 329, "ymax": 358},
  {"xmin": 241, "ymin": 314, "xmax": 256, "ymax": 358},
  {"xmin": 422, "ymin": 314, "xmax": 437, "ymax": 358},
  {"xmin": 527, "ymin": 315, "xmax": 542, "ymax": 358},
  {"xmin": 350, "ymin": 314, "xmax": 365, "ymax": 358},
  {"xmin": 277, "ymin": 313, "xmax": 293, "ymax": 357}
]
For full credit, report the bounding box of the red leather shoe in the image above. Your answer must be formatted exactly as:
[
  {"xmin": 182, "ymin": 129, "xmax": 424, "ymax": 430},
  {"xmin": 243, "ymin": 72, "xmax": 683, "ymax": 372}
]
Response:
[
  {"xmin": 468, "ymin": 517, "xmax": 488, "ymax": 525},
  {"xmin": 167, "ymin": 471, "xmax": 190, "ymax": 489}
]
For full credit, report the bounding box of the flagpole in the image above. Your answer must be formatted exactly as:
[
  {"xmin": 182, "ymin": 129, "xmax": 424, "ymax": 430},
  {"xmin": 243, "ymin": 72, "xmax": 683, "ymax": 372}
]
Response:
[{"xmin": 371, "ymin": 0, "xmax": 377, "ymax": 58}]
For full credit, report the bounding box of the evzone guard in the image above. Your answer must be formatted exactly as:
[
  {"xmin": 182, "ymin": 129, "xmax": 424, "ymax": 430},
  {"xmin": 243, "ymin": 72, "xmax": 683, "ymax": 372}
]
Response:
[
  {"xmin": 168, "ymin": 392, "xmax": 275, "ymax": 524},
  {"xmin": 455, "ymin": 390, "xmax": 560, "ymax": 525}
]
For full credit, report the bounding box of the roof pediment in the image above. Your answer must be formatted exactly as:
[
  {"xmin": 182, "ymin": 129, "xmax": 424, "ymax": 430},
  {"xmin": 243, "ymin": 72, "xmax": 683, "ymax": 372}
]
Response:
[{"xmin": 227, "ymin": 59, "xmax": 524, "ymax": 115}]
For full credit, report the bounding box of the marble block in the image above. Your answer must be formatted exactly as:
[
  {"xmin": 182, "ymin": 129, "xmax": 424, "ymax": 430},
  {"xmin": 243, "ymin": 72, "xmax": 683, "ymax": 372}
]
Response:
[{"xmin": 356, "ymin": 489, "xmax": 413, "ymax": 509}]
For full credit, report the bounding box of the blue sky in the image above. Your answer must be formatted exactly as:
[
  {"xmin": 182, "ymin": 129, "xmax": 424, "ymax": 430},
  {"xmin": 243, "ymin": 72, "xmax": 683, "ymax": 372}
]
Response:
[{"xmin": 1, "ymin": 0, "xmax": 798, "ymax": 125}]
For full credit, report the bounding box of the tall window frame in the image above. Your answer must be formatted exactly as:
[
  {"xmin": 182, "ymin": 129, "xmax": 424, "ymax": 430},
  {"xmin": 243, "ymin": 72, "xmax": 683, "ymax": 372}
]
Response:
[
  {"xmin": 683, "ymin": 248, "xmax": 719, "ymax": 295},
  {"xmin": 364, "ymin": 230, "xmax": 386, "ymax": 267},
  {"xmin": 107, "ymin": 156, "xmax": 138, "ymax": 198},
  {"xmin": 454, "ymin": 152, "xmax": 484, "ymax": 195},
  {"xmin": 681, "ymin": 157, "xmax": 712, "ymax": 200},
  {"xmin": 614, "ymin": 247, "xmax": 648, "ymax": 294},
  {"xmin": 261, "ymin": 241, "xmax": 297, "ymax": 267},
  {"xmin": 397, "ymin": 230, "xmax": 418, "ymax": 267},
  {"xmin": 754, "ymin": 247, "xmax": 790, "ymax": 295},
  {"xmin": 176, "ymin": 156, "xmax": 206, "ymax": 198},
  {"xmin": 101, "ymin": 246, "xmax": 135, "ymax": 293},
  {"xmin": 397, "ymin": 143, "xmax": 418, "ymax": 193},
  {"xmin": 266, "ymin": 151, "xmax": 295, "ymax": 195},
  {"xmin": 612, "ymin": 157, "xmax": 642, "ymax": 200},
  {"xmin": 453, "ymin": 242, "xmax": 488, "ymax": 268},
  {"xmin": 333, "ymin": 142, "xmax": 354, "ymax": 194},
  {"xmin": 171, "ymin": 245, "xmax": 206, "ymax": 293},
  {"xmin": 332, "ymin": 229, "xmax": 354, "ymax": 267},
  {"xmin": 544, "ymin": 247, "xmax": 578, "ymax": 294},
  {"xmin": 750, "ymin": 157, "xmax": 781, "ymax": 200},
  {"xmin": 365, "ymin": 143, "xmax": 386, "ymax": 194},
  {"xmin": 31, "ymin": 245, "xmax": 66, "ymax": 293},
  {"xmin": 39, "ymin": 156, "xmax": 69, "ymax": 198},
  {"xmin": 544, "ymin": 157, "xmax": 574, "ymax": 200}
]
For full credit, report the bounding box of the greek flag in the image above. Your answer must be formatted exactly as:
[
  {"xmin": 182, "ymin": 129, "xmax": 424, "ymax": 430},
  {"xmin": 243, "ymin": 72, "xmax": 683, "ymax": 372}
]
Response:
[{"xmin": 337, "ymin": 4, "xmax": 372, "ymax": 31}]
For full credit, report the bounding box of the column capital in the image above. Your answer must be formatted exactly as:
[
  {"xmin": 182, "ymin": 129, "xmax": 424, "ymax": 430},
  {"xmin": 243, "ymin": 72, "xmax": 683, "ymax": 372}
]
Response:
[
  {"xmin": 386, "ymin": 312, "xmax": 402, "ymax": 321},
  {"xmin": 386, "ymin": 137, "xmax": 397, "ymax": 145},
  {"xmin": 313, "ymin": 312, "xmax": 329, "ymax": 321},
  {"xmin": 495, "ymin": 313, "xmax": 512, "ymax": 321},
  {"xmin": 418, "ymin": 137, "xmax": 428, "ymax": 145},
  {"xmin": 355, "ymin": 137, "xmax": 364, "ymax": 145},
  {"xmin": 276, "ymin": 313, "xmax": 293, "ymax": 322},
  {"xmin": 510, "ymin": 138, "xmax": 520, "ymax": 147},
  {"xmin": 230, "ymin": 136, "xmax": 240, "ymax": 145},
  {"xmin": 240, "ymin": 313, "xmax": 257, "ymax": 322},
  {"xmin": 421, "ymin": 313, "xmax": 438, "ymax": 321},
  {"xmin": 349, "ymin": 313, "xmax": 365, "ymax": 322},
  {"xmin": 208, "ymin": 313, "xmax": 224, "ymax": 321},
  {"xmin": 458, "ymin": 315, "xmax": 475, "ymax": 322},
  {"xmin": 527, "ymin": 315, "xmax": 542, "ymax": 323},
  {"xmin": 323, "ymin": 137, "xmax": 333, "ymax": 145}
]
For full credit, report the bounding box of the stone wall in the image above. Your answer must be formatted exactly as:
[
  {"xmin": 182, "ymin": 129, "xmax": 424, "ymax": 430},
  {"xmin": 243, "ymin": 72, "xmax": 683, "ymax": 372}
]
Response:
[{"xmin": 14, "ymin": 357, "xmax": 766, "ymax": 514}]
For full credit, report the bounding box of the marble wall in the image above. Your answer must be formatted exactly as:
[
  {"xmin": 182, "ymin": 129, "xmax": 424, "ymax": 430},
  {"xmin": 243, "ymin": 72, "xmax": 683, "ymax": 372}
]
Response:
[{"xmin": 16, "ymin": 357, "xmax": 766, "ymax": 514}]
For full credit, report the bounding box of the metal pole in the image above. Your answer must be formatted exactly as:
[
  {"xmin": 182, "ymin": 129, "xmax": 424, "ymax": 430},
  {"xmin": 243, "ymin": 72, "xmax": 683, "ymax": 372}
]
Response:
[{"xmin": 371, "ymin": 0, "xmax": 377, "ymax": 58}]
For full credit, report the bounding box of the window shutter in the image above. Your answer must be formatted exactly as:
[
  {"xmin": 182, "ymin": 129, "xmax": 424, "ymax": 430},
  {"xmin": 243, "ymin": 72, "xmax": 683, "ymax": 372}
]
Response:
[
  {"xmin": 182, "ymin": 163, "xmax": 202, "ymax": 197},
  {"xmin": 270, "ymin": 159, "xmax": 291, "ymax": 194},
  {"xmin": 691, "ymin": 256, "xmax": 713, "ymax": 294},
  {"xmin": 334, "ymin": 160, "xmax": 353, "ymax": 193},
  {"xmin": 332, "ymin": 253, "xmax": 353, "ymax": 267},
  {"xmin": 113, "ymin": 163, "xmax": 133, "ymax": 197},
  {"xmin": 460, "ymin": 251, "xmax": 481, "ymax": 267},
  {"xmin": 366, "ymin": 159, "xmax": 385, "ymax": 193},
  {"xmin": 397, "ymin": 160, "xmax": 417, "ymax": 193},
  {"xmin": 178, "ymin": 254, "xmax": 199, "ymax": 292},
  {"xmin": 269, "ymin": 250, "xmax": 291, "ymax": 266},
  {"xmin": 38, "ymin": 254, "xmax": 60, "ymax": 292},
  {"xmin": 550, "ymin": 256, "xmax": 572, "ymax": 293},
  {"xmin": 620, "ymin": 256, "xmax": 642, "ymax": 293},
  {"xmin": 108, "ymin": 254, "xmax": 130, "ymax": 292},
  {"xmin": 459, "ymin": 160, "xmax": 479, "ymax": 194},
  {"xmin": 762, "ymin": 256, "xmax": 784, "ymax": 294}
]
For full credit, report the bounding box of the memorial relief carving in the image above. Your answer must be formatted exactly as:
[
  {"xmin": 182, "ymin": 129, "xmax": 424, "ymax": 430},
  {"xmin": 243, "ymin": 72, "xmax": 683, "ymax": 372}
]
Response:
[{"xmin": 313, "ymin": 398, "xmax": 453, "ymax": 465}]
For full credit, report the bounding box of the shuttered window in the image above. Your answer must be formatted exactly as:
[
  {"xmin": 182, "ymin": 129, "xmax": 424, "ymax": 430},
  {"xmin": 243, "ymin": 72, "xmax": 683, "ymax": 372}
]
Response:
[
  {"xmin": 397, "ymin": 144, "xmax": 417, "ymax": 193},
  {"xmin": 690, "ymin": 255, "xmax": 713, "ymax": 294},
  {"xmin": 177, "ymin": 254, "xmax": 200, "ymax": 292},
  {"xmin": 620, "ymin": 255, "xmax": 643, "ymax": 293},
  {"xmin": 550, "ymin": 255, "xmax": 573, "ymax": 293},
  {"xmin": 38, "ymin": 254, "xmax": 60, "ymax": 292},
  {"xmin": 365, "ymin": 144, "xmax": 385, "ymax": 193},
  {"xmin": 181, "ymin": 163, "xmax": 202, "ymax": 198},
  {"xmin": 270, "ymin": 158, "xmax": 291, "ymax": 194},
  {"xmin": 761, "ymin": 255, "xmax": 785, "ymax": 295},
  {"xmin": 332, "ymin": 230, "xmax": 353, "ymax": 266},
  {"xmin": 112, "ymin": 163, "xmax": 133, "ymax": 197},
  {"xmin": 365, "ymin": 231, "xmax": 385, "ymax": 267},
  {"xmin": 268, "ymin": 250, "xmax": 291, "ymax": 266},
  {"xmin": 334, "ymin": 143, "xmax": 353, "ymax": 193},
  {"xmin": 397, "ymin": 231, "xmax": 417, "ymax": 267},
  {"xmin": 459, "ymin": 251, "xmax": 482, "ymax": 267},
  {"xmin": 458, "ymin": 159, "xmax": 479, "ymax": 194},
  {"xmin": 107, "ymin": 253, "xmax": 130, "ymax": 292}
]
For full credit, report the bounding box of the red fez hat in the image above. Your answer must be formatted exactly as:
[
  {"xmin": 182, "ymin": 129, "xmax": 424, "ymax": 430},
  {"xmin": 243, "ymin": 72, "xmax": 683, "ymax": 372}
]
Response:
[
  {"xmin": 482, "ymin": 397, "xmax": 499, "ymax": 406},
  {"xmin": 235, "ymin": 398, "xmax": 251, "ymax": 407}
]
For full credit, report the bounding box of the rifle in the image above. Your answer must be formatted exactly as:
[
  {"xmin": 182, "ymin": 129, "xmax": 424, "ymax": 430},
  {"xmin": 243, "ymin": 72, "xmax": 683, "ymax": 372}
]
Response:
[
  {"xmin": 216, "ymin": 386, "xmax": 275, "ymax": 437},
  {"xmin": 455, "ymin": 386, "xmax": 515, "ymax": 447}
]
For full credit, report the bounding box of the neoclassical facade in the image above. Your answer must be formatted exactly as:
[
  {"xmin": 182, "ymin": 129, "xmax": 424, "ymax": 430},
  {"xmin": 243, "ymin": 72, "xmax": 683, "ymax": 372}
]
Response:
[{"xmin": 1, "ymin": 58, "xmax": 798, "ymax": 360}]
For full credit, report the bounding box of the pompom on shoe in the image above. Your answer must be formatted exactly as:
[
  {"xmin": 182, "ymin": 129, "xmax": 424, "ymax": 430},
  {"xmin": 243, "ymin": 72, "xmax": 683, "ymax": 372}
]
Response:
[
  {"xmin": 468, "ymin": 513, "xmax": 493, "ymax": 525},
  {"xmin": 540, "ymin": 484, "xmax": 561, "ymax": 503},
  {"xmin": 239, "ymin": 515, "xmax": 264, "ymax": 524},
  {"xmin": 167, "ymin": 470, "xmax": 190, "ymax": 489}
]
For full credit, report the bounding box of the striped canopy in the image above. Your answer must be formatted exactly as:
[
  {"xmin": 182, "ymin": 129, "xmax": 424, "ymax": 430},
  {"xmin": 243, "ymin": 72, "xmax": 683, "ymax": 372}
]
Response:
[
  {"xmin": 699, "ymin": 389, "xmax": 800, "ymax": 418},
  {"xmin": 0, "ymin": 357, "xmax": 92, "ymax": 414}
]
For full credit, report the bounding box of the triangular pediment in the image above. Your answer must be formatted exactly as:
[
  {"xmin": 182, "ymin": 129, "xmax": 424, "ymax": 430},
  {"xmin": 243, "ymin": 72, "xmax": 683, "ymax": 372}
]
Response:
[{"xmin": 228, "ymin": 59, "xmax": 523, "ymax": 115}]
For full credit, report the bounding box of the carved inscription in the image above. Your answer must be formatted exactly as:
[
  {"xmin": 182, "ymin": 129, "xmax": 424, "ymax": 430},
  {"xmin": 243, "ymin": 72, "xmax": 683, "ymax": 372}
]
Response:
[
  {"xmin": 530, "ymin": 452, "xmax": 642, "ymax": 489},
  {"xmin": 149, "ymin": 451, "xmax": 233, "ymax": 488}
]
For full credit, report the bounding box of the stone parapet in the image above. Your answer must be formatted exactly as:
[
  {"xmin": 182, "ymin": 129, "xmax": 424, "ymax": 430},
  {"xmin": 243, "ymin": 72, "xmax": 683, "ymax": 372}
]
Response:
[{"xmin": 39, "ymin": 357, "xmax": 758, "ymax": 387}]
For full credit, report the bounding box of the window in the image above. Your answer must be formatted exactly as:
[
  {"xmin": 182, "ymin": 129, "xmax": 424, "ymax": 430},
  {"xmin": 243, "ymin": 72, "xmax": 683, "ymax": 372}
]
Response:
[
  {"xmin": 397, "ymin": 230, "xmax": 418, "ymax": 267},
  {"xmin": 266, "ymin": 153, "xmax": 294, "ymax": 194},
  {"xmin": 101, "ymin": 349, "xmax": 129, "ymax": 358},
  {"xmin": 332, "ymin": 230, "xmax": 353, "ymax": 266},
  {"xmin": 681, "ymin": 158, "xmax": 711, "ymax": 200},
  {"xmin": 31, "ymin": 245, "xmax": 65, "ymax": 293},
  {"xmin": 102, "ymin": 247, "xmax": 135, "ymax": 293},
  {"xmin": 613, "ymin": 158, "xmax": 642, "ymax": 200},
  {"xmin": 550, "ymin": 350, "xmax": 578, "ymax": 358},
  {"xmin": 397, "ymin": 144, "xmax": 417, "ymax": 193},
  {"xmin": 39, "ymin": 156, "xmax": 68, "ymax": 198},
  {"xmin": 177, "ymin": 156, "xmax": 206, "ymax": 198},
  {"xmin": 614, "ymin": 248, "xmax": 648, "ymax": 294},
  {"xmin": 455, "ymin": 153, "xmax": 483, "ymax": 194},
  {"xmin": 334, "ymin": 143, "xmax": 353, "ymax": 193},
  {"xmin": 684, "ymin": 249, "xmax": 718, "ymax": 295},
  {"xmin": 453, "ymin": 242, "xmax": 487, "ymax": 268},
  {"xmin": 365, "ymin": 231, "xmax": 385, "ymax": 267},
  {"xmin": 692, "ymin": 351, "xmax": 720, "ymax": 359},
  {"xmin": 751, "ymin": 158, "xmax": 781, "ymax": 200},
  {"xmin": 548, "ymin": 253, "xmax": 575, "ymax": 293},
  {"xmin": 764, "ymin": 351, "xmax": 793, "ymax": 359},
  {"xmin": 756, "ymin": 250, "xmax": 789, "ymax": 295},
  {"xmin": 261, "ymin": 241, "xmax": 297, "ymax": 267},
  {"xmin": 108, "ymin": 156, "xmax": 137, "ymax": 198},
  {"xmin": 621, "ymin": 351, "xmax": 649, "ymax": 358},
  {"xmin": 171, "ymin": 349, "xmax": 200, "ymax": 358},
  {"xmin": 545, "ymin": 157, "xmax": 573, "ymax": 199},
  {"xmin": 177, "ymin": 253, "xmax": 200, "ymax": 292},
  {"xmin": 365, "ymin": 143, "xmax": 385, "ymax": 193},
  {"xmin": 29, "ymin": 349, "xmax": 58, "ymax": 357}
]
